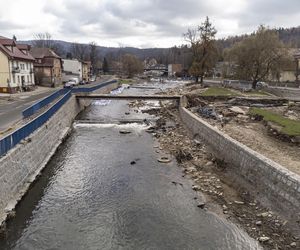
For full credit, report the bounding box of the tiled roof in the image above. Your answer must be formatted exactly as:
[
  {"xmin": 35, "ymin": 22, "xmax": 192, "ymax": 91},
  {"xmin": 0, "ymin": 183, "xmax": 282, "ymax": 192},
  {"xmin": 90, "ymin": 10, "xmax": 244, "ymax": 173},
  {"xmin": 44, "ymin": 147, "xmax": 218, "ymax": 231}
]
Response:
[
  {"xmin": 30, "ymin": 47, "xmax": 60, "ymax": 59},
  {"xmin": 0, "ymin": 36, "xmax": 35, "ymax": 61}
]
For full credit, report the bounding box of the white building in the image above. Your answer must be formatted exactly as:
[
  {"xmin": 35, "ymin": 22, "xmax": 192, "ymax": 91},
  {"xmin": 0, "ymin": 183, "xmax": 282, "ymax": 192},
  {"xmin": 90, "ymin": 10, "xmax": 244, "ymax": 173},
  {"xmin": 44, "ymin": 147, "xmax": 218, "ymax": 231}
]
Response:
[
  {"xmin": 62, "ymin": 59, "xmax": 82, "ymax": 82},
  {"xmin": 0, "ymin": 36, "xmax": 35, "ymax": 93}
]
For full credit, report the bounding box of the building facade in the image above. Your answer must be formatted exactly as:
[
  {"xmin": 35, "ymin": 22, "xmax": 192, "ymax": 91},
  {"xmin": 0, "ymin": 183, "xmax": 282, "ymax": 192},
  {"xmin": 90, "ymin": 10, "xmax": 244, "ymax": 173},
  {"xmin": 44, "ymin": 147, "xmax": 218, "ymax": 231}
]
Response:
[
  {"xmin": 62, "ymin": 59, "xmax": 82, "ymax": 82},
  {"xmin": 168, "ymin": 64, "xmax": 182, "ymax": 77},
  {"xmin": 0, "ymin": 36, "xmax": 35, "ymax": 93},
  {"xmin": 30, "ymin": 48, "xmax": 62, "ymax": 87},
  {"xmin": 82, "ymin": 61, "xmax": 91, "ymax": 82}
]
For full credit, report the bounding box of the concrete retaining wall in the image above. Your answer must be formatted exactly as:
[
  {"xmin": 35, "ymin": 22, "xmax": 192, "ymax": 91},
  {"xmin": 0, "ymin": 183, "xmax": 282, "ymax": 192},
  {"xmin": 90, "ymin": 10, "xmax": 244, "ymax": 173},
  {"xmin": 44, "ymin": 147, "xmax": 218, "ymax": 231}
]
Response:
[
  {"xmin": 266, "ymin": 86, "xmax": 300, "ymax": 99},
  {"xmin": 179, "ymin": 104, "xmax": 300, "ymax": 221},
  {"xmin": 0, "ymin": 81, "xmax": 119, "ymax": 225}
]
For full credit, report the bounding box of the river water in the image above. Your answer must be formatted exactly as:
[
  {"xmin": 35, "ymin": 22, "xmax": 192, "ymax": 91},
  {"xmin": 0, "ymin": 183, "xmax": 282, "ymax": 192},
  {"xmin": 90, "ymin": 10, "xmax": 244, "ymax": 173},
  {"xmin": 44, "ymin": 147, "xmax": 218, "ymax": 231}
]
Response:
[{"xmin": 0, "ymin": 81, "xmax": 261, "ymax": 250}]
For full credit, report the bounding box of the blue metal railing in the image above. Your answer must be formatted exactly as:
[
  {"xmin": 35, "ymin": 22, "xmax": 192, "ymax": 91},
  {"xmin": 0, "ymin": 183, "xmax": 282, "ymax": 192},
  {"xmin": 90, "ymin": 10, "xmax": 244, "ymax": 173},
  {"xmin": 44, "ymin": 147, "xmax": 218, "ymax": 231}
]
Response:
[
  {"xmin": 22, "ymin": 80, "xmax": 117, "ymax": 118},
  {"xmin": 22, "ymin": 89, "xmax": 69, "ymax": 118},
  {"xmin": 0, "ymin": 80, "xmax": 117, "ymax": 157}
]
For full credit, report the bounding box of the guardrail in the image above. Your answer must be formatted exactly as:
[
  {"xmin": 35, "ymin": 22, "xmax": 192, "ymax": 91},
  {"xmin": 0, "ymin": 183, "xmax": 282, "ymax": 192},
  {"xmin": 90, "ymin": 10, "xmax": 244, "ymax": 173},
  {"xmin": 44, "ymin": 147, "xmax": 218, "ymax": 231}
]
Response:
[
  {"xmin": 0, "ymin": 90, "xmax": 71, "ymax": 157},
  {"xmin": 22, "ymin": 80, "xmax": 117, "ymax": 118},
  {"xmin": 22, "ymin": 89, "xmax": 69, "ymax": 118},
  {"xmin": 0, "ymin": 79, "xmax": 117, "ymax": 157}
]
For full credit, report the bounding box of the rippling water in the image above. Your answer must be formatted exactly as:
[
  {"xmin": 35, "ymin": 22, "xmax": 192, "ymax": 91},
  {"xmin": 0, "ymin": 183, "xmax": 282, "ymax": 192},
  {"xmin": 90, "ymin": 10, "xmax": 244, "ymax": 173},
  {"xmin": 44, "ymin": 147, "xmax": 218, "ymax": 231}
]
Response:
[{"xmin": 0, "ymin": 82, "xmax": 261, "ymax": 250}]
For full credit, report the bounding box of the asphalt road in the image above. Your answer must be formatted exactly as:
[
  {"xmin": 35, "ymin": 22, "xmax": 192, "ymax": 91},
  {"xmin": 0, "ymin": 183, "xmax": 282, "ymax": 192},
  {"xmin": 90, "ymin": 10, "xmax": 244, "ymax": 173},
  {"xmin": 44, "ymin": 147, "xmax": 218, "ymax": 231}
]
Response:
[
  {"xmin": 0, "ymin": 89, "xmax": 58, "ymax": 133},
  {"xmin": 0, "ymin": 76, "xmax": 114, "ymax": 134}
]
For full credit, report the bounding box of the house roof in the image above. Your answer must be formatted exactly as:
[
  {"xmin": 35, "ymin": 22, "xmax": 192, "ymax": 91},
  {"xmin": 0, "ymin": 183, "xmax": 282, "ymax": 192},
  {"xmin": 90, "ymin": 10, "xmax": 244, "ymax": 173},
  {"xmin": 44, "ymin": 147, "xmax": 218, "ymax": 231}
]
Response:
[
  {"xmin": 30, "ymin": 47, "xmax": 61, "ymax": 59},
  {"xmin": 0, "ymin": 36, "xmax": 35, "ymax": 61}
]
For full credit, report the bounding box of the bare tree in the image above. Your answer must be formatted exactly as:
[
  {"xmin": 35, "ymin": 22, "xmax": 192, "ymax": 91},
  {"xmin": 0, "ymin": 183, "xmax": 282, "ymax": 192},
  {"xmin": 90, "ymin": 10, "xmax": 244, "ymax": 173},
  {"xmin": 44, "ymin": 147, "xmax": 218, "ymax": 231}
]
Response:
[
  {"xmin": 227, "ymin": 25, "xmax": 286, "ymax": 88},
  {"xmin": 71, "ymin": 42, "xmax": 88, "ymax": 60},
  {"xmin": 89, "ymin": 42, "xmax": 98, "ymax": 74},
  {"xmin": 32, "ymin": 32, "xmax": 53, "ymax": 48},
  {"xmin": 184, "ymin": 16, "xmax": 218, "ymax": 83},
  {"xmin": 32, "ymin": 32, "xmax": 64, "ymax": 56},
  {"xmin": 121, "ymin": 53, "xmax": 143, "ymax": 78}
]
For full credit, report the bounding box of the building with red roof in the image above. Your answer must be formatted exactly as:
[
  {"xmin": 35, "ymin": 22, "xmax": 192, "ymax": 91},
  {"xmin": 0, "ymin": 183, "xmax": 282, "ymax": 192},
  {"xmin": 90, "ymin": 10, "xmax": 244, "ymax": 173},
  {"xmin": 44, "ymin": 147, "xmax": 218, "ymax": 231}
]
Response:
[
  {"xmin": 0, "ymin": 36, "xmax": 35, "ymax": 93},
  {"xmin": 30, "ymin": 47, "xmax": 62, "ymax": 86}
]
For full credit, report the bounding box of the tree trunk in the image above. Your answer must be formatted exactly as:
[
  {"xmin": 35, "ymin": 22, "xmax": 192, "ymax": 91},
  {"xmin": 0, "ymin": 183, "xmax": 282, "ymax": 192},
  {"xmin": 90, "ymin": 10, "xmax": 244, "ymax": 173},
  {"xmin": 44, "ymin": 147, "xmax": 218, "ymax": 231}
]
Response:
[
  {"xmin": 252, "ymin": 80, "xmax": 258, "ymax": 89},
  {"xmin": 200, "ymin": 75, "xmax": 204, "ymax": 83},
  {"xmin": 195, "ymin": 76, "xmax": 199, "ymax": 83}
]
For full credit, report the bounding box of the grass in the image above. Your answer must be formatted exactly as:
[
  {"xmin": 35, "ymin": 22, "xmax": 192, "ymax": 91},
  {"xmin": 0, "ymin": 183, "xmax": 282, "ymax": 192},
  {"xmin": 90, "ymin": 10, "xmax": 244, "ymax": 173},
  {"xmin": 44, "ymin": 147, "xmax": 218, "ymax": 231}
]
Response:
[
  {"xmin": 119, "ymin": 79, "xmax": 133, "ymax": 84},
  {"xmin": 249, "ymin": 108, "xmax": 300, "ymax": 136},
  {"xmin": 200, "ymin": 87, "xmax": 239, "ymax": 97}
]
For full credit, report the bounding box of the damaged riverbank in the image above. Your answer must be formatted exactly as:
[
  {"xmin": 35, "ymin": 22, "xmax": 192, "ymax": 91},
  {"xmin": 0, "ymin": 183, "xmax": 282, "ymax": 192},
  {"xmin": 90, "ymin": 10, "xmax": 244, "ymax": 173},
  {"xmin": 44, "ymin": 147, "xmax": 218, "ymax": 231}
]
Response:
[{"xmin": 141, "ymin": 103, "xmax": 299, "ymax": 250}]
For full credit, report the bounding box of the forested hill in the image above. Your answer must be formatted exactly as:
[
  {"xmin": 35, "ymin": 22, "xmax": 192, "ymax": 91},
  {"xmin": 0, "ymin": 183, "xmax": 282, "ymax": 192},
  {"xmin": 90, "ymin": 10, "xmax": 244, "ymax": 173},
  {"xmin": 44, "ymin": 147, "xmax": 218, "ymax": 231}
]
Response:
[
  {"xmin": 217, "ymin": 26, "xmax": 300, "ymax": 49},
  {"xmin": 20, "ymin": 26, "xmax": 300, "ymax": 60}
]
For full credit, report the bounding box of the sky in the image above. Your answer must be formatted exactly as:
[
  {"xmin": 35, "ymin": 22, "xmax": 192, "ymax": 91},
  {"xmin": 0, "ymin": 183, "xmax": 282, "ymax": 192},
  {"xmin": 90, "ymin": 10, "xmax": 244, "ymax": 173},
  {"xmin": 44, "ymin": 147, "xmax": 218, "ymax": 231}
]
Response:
[{"xmin": 0, "ymin": 0, "xmax": 299, "ymax": 48}]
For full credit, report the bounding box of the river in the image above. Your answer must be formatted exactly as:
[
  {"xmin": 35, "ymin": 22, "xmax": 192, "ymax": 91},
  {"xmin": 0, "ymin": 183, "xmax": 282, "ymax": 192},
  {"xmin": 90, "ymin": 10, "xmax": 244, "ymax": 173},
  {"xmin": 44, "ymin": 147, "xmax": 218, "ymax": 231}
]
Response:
[{"xmin": 0, "ymin": 81, "xmax": 261, "ymax": 250}]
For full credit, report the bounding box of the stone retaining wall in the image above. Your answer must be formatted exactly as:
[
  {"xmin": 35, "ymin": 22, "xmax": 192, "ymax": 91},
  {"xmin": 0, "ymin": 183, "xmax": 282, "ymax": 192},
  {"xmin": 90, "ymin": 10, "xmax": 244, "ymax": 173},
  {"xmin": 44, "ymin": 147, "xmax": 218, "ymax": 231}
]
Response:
[
  {"xmin": 179, "ymin": 104, "xmax": 300, "ymax": 221},
  {"xmin": 0, "ymin": 81, "xmax": 119, "ymax": 225}
]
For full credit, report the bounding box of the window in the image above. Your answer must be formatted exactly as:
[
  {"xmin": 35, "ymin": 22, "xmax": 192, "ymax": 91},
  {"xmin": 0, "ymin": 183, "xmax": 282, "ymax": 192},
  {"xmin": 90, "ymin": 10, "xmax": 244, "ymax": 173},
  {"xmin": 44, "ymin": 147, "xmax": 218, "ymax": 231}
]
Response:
[
  {"xmin": 27, "ymin": 75, "xmax": 29, "ymax": 82},
  {"xmin": 13, "ymin": 74, "xmax": 15, "ymax": 83},
  {"xmin": 26, "ymin": 63, "xmax": 28, "ymax": 70}
]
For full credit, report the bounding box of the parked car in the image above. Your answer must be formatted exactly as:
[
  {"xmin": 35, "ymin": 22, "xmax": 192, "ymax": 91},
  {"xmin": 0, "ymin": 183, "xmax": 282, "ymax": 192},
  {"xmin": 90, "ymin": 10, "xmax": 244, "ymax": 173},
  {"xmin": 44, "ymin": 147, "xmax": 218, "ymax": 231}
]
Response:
[
  {"xmin": 70, "ymin": 78, "xmax": 79, "ymax": 85},
  {"xmin": 90, "ymin": 75, "xmax": 96, "ymax": 82},
  {"xmin": 79, "ymin": 80, "xmax": 86, "ymax": 85},
  {"xmin": 257, "ymin": 81, "xmax": 269, "ymax": 89},
  {"xmin": 64, "ymin": 79, "xmax": 77, "ymax": 88}
]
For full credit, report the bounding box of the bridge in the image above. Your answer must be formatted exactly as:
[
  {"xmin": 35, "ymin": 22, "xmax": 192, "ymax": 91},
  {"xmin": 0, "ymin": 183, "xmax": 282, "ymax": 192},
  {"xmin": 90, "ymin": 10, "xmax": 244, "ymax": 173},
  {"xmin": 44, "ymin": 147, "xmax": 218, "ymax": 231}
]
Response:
[{"xmin": 75, "ymin": 94, "xmax": 181, "ymax": 101}]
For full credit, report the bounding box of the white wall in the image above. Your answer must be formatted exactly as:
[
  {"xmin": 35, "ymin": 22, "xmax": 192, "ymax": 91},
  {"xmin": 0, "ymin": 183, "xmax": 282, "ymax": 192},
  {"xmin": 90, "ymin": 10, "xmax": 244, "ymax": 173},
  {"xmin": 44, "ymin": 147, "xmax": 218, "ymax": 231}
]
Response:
[
  {"xmin": 9, "ymin": 60, "xmax": 34, "ymax": 88},
  {"xmin": 62, "ymin": 59, "xmax": 83, "ymax": 80}
]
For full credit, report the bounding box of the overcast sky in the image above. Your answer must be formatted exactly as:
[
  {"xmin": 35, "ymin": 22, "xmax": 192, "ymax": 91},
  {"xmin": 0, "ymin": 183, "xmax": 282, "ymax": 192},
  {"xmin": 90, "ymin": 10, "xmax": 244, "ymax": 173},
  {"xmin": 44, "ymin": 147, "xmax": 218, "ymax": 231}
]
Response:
[{"xmin": 0, "ymin": 0, "xmax": 299, "ymax": 48}]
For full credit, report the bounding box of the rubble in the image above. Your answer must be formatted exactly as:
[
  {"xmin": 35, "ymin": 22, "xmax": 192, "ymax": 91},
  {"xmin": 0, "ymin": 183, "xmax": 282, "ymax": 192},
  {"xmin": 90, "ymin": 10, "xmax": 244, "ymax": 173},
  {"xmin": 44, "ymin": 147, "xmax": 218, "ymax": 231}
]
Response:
[{"xmin": 140, "ymin": 83, "xmax": 299, "ymax": 249}]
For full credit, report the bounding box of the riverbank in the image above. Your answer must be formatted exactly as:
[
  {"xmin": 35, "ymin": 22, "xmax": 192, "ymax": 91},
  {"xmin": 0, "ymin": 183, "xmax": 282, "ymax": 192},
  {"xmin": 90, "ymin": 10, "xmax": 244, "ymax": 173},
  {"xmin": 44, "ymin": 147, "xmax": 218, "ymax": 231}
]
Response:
[
  {"xmin": 0, "ymin": 81, "xmax": 262, "ymax": 250},
  {"xmin": 142, "ymin": 103, "xmax": 299, "ymax": 249}
]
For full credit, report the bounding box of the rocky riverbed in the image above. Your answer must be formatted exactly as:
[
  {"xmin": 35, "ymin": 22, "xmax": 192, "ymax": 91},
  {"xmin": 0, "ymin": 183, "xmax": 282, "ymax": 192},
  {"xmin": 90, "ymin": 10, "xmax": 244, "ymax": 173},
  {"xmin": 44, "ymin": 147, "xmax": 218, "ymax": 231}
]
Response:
[{"xmin": 141, "ymin": 102, "xmax": 299, "ymax": 250}]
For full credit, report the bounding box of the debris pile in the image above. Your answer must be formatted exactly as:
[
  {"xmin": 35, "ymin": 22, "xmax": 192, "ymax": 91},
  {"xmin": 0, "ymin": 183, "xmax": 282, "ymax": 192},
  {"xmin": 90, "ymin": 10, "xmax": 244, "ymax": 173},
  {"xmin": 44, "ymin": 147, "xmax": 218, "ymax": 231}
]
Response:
[{"xmin": 143, "ymin": 96, "xmax": 299, "ymax": 250}]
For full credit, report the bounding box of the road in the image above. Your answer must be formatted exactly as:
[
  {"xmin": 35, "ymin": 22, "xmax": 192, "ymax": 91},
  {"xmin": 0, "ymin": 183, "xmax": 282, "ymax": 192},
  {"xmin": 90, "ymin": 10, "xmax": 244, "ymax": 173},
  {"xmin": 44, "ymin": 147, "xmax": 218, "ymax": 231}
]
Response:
[
  {"xmin": 0, "ymin": 76, "xmax": 114, "ymax": 134},
  {"xmin": 0, "ymin": 89, "xmax": 59, "ymax": 133}
]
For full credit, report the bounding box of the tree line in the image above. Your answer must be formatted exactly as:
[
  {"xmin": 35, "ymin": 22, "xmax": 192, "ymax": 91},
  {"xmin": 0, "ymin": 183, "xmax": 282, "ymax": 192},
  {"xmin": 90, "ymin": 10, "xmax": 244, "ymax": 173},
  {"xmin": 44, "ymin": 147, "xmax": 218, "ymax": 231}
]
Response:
[{"xmin": 28, "ymin": 20, "xmax": 298, "ymax": 86}]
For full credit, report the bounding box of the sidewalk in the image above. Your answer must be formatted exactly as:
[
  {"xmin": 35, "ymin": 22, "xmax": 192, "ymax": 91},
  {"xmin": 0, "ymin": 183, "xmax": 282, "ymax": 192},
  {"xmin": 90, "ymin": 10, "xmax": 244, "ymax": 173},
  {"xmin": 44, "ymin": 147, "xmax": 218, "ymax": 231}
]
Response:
[{"xmin": 0, "ymin": 86, "xmax": 61, "ymax": 99}]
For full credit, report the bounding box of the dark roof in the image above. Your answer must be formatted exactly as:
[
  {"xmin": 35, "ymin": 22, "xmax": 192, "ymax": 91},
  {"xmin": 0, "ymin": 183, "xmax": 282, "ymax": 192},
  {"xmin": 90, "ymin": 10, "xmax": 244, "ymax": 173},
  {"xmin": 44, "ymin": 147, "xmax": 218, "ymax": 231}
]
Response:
[
  {"xmin": 30, "ymin": 47, "xmax": 60, "ymax": 59},
  {"xmin": 0, "ymin": 36, "xmax": 34, "ymax": 61}
]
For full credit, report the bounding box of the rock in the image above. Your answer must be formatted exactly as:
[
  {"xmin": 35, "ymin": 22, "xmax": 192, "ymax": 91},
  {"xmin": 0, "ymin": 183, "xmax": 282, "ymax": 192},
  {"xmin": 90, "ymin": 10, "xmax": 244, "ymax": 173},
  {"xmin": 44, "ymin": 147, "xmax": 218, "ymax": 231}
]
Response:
[
  {"xmin": 257, "ymin": 212, "xmax": 269, "ymax": 218},
  {"xmin": 119, "ymin": 130, "xmax": 131, "ymax": 134},
  {"xmin": 258, "ymin": 236, "xmax": 270, "ymax": 243},
  {"xmin": 130, "ymin": 161, "xmax": 136, "ymax": 165},
  {"xmin": 290, "ymin": 242, "xmax": 297, "ymax": 248},
  {"xmin": 229, "ymin": 106, "xmax": 246, "ymax": 115},
  {"xmin": 125, "ymin": 112, "xmax": 130, "ymax": 115},
  {"xmin": 256, "ymin": 221, "xmax": 262, "ymax": 226},
  {"xmin": 192, "ymin": 185, "xmax": 201, "ymax": 191},
  {"xmin": 205, "ymin": 161, "xmax": 214, "ymax": 167},
  {"xmin": 234, "ymin": 201, "xmax": 245, "ymax": 205},
  {"xmin": 197, "ymin": 202, "xmax": 206, "ymax": 209},
  {"xmin": 157, "ymin": 156, "xmax": 171, "ymax": 163}
]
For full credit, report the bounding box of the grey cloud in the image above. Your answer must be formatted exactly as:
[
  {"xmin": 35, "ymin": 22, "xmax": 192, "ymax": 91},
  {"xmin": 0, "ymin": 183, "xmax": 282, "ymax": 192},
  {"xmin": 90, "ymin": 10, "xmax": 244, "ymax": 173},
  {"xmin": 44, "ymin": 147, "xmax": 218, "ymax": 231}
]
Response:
[
  {"xmin": 37, "ymin": 0, "xmax": 300, "ymax": 47},
  {"xmin": 0, "ymin": 20, "xmax": 25, "ymax": 30}
]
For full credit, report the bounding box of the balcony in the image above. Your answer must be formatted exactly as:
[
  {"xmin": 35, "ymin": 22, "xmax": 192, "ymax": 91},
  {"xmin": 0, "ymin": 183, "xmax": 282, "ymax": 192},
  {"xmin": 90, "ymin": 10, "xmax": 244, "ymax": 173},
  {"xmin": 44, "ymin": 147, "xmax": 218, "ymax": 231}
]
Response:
[{"xmin": 12, "ymin": 67, "xmax": 20, "ymax": 73}]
